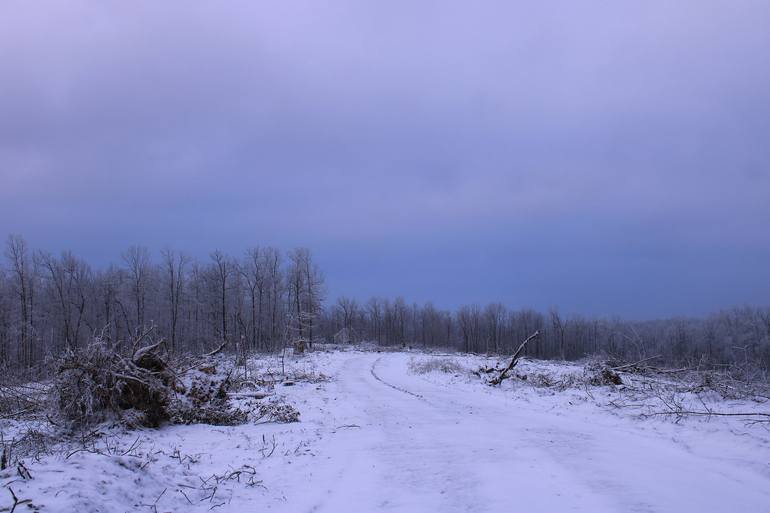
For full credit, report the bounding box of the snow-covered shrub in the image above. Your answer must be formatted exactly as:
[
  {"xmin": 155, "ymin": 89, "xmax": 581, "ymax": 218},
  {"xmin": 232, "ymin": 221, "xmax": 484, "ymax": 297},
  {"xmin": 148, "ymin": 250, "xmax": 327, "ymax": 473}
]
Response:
[
  {"xmin": 170, "ymin": 404, "xmax": 248, "ymax": 426},
  {"xmin": 580, "ymin": 358, "xmax": 623, "ymax": 386},
  {"xmin": 169, "ymin": 363, "xmax": 249, "ymax": 426},
  {"xmin": 588, "ymin": 368, "xmax": 623, "ymax": 386},
  {"xmin": 409, "ymin": 357, "xmax": 464, "ymax": 375},
  {"xmin": 253, "ymin": 400, "xmax": 300, "ymax": 423},
  {"xmin": 527, "ymin": 372, "xmax": 555, "ymax": 388}
]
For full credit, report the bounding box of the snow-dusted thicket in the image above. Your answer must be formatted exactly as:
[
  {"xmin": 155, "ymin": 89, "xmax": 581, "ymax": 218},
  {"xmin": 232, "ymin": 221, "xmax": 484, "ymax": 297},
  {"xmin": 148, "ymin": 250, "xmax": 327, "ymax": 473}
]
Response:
[{"xmin": 0, "ymin": 236, "xmax": 326, "ymax": 374}]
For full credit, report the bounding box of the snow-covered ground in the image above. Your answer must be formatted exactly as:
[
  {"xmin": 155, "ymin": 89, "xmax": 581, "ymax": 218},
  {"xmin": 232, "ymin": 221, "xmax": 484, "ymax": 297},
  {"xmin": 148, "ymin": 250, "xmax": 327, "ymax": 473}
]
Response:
[{"xmin": 2, "ymin": 349, "xmax": 769, "ymax": 512}]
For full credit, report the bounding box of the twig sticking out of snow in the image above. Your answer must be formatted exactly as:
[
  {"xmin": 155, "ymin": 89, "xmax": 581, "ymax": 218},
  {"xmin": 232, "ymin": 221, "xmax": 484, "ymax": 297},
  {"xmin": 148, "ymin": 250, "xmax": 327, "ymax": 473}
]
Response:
[{"xmin": 644, "ymin": 410, "xmax": 770, "ymax": 420}]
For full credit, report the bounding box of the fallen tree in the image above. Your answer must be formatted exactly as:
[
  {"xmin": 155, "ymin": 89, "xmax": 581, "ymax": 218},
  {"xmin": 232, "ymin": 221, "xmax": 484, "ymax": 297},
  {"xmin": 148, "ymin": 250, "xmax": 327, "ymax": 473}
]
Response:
[{"xmin": 489, "ymin": 331, "xmax": 540, "ymax": 386}]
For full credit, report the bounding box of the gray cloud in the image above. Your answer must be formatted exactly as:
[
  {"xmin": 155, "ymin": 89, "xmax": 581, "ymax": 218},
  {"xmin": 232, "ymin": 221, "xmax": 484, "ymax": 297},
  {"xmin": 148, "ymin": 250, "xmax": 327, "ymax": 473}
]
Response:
[{"xmin": 2, "ymin": 0, "xmax": 770, "ymax": 317}]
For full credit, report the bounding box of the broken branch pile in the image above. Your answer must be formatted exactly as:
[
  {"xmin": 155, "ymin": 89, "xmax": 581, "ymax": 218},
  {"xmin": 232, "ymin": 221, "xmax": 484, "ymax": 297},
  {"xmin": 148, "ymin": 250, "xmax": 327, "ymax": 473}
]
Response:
[{"xmin": 52, "ymin": 332, "xmax": 285, "ymax": 429}]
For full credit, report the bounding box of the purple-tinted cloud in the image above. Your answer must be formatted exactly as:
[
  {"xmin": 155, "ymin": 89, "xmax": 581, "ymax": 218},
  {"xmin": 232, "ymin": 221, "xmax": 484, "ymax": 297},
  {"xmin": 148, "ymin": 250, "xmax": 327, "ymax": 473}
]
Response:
[{"xmin": 2, "ymin": 0, "xmax": 770, "ymax": 317}]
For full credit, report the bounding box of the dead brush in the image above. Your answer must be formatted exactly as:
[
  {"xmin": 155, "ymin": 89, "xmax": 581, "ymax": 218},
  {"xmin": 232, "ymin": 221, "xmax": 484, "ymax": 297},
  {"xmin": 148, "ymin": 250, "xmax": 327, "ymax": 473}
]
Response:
[
  {"xmin": 168, "ymin": 359, "xmax": 254, "ymax": 426},
  {"xmin": 0, "ymin": 383, "xmax": 48, "ymax": 421}
]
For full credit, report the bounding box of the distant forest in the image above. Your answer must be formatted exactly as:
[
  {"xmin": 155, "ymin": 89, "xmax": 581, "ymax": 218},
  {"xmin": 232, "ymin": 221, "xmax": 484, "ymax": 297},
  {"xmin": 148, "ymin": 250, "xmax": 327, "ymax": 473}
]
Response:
[{"xmin": 2, "ymin": 235, "xmax": 769, "ymax": 373}]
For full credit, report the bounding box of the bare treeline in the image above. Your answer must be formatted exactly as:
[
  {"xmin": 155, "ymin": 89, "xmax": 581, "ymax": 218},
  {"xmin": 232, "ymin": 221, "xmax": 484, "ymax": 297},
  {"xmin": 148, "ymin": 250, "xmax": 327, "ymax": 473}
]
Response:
[
  {"xmin": 0, "ymin": 235, "xmax": 324, "ymax": 372},
  {"xmin": 320, "ymin": 301, "xmax": 770, "ymax": 371},
  {"xmin": 1, "ymin": 235, "xmax": 769, "ymax": 373}
]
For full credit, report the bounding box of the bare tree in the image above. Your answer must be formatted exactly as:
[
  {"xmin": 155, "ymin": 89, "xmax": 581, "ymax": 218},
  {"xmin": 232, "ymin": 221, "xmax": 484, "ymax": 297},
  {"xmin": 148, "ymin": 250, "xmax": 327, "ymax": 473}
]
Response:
[
  {"xmin": 37, "ymin": 251, "xmax": 90, "ymax": 350},
  {"xmin": 367, "ymin": 297, "xmax": 383, "ymax": 344},
  {"xmin": 210, "ymin": 250, "xmax": 233, "ymax": 344},
  {"xmin": 484, "ymin": 303, "xmax": 505, "ymax": 354},
  {"xmin": 287, "ymin": 248, "xmax": 325, "ymax": 349},
  {"xmin": 122, "ymin": 246, "xmax": 151, "ymax": 332},
  {"xmin": 457, "ymin": 305, "xmax": 481, "ymax": 353},
  {"xmin": 5, "ymin": 235, "xmax": 34, "ymax": 367},
  {"xmin": 302, "ymin": 249, "xmax": 325, "ymax": 349},
  {"xmin": 287, "ymin": 250, "xmax": 305, "ymax": 347},
  {"xmin": 241, "ymin": 247, "xmax": 266, "ymax": 351},
  {"xmin": 265, "ymin": 247, "xmax": 283, "ymax": 347},
  {"xmin": 336, "ymin": 296, "xmax": 358, "ymax": 335},
  {"xmin": 0, "ymin": 267, "xmax": 10, "ymax": 364},
  {"xmin": 550, "ymin": 308, "xmax": 566, "ymax": 360},
  {"xmin": 162, "ymin": 249, "xmax": 189, "ymax": 353}
]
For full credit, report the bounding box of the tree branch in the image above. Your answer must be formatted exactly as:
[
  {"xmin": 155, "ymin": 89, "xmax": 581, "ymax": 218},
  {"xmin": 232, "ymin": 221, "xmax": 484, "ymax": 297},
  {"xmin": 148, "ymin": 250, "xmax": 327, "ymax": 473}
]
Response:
[{"xmin": 490, "ymin": 330, "xmax": 540, "ymax": 386}]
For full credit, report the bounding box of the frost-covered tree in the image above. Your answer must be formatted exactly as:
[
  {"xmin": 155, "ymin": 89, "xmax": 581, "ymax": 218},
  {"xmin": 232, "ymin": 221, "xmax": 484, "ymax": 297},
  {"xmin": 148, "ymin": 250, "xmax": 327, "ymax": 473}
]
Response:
[{"xmin": 0, "ymin": 235, "xmax": 768, "ymax": 374}]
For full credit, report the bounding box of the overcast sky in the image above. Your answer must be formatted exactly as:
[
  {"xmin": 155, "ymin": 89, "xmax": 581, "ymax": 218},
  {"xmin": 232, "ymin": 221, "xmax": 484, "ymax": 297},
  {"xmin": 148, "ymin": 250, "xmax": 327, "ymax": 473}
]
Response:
[{"xmin": 2, "ymin": 1, "xmax": 769, "ymax": 318}]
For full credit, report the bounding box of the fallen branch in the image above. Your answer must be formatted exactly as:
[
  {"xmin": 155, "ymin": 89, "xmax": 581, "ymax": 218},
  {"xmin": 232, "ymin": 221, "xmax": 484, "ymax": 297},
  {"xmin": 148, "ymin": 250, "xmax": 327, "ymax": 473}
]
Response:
[
  {"xmin": 648, "ymin": 367, "xmax": 694, "ymax": 375},
  {"xmin": 6, "ymin": 487, "xmax": 31, "ymax": 513},
  {"xmin": 226, "ymin": 392, "xmax": 271, "ymax": 400},
  {"xmin": 205, "ymin": 340, "xmax": 229, "ymax": 357},
  {"xmin": 490, "ymin": 331, "xmax": 540, "ymax": 386},
  {"xmin": 610, "ymin": 355, "xmax": 661, "ymax": 372},
  {"xmin": 644, "ymin": 410, "xmax": 770, "ymax": 419},
  {"xmin": 130, "ymin": 325, "xmax": 156, "ymax": 359},
  {"xmin": 133, "ymin": 339, "xmax": 165, "ymax": 363}
]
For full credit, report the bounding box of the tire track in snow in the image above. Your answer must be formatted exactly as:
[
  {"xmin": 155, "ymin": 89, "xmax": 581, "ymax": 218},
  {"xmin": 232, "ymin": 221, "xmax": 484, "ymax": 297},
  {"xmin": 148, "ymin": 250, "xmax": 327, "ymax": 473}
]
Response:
[{"xmin": 369, "ymin": 357, "xmax": 426, "ymax": 402}]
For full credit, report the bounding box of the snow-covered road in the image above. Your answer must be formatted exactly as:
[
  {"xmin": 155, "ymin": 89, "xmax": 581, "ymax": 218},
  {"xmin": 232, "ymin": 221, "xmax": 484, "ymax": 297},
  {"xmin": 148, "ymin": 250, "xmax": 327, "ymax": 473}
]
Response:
[
  {"xmin": 286, "ymin": 352, "xmax": 770, "ymax": 513},
  {"xmin": 4, "ymin": 350, "xmax": 769, "ymax": 512}
]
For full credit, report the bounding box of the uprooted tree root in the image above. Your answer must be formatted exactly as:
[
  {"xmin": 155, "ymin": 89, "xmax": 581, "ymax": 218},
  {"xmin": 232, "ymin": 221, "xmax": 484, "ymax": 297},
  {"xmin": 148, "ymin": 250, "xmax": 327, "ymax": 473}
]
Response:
[{"xmin": 54, "ymin": 337, "xmax": 175, "ymax": 428}]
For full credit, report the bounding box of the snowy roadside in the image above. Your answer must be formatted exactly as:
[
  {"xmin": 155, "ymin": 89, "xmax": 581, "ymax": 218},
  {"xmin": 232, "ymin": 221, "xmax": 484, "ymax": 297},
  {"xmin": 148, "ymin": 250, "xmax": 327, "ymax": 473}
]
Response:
[{"xmin": 405, "ymin": 352, "xmax": 770, "ymax": 476}]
